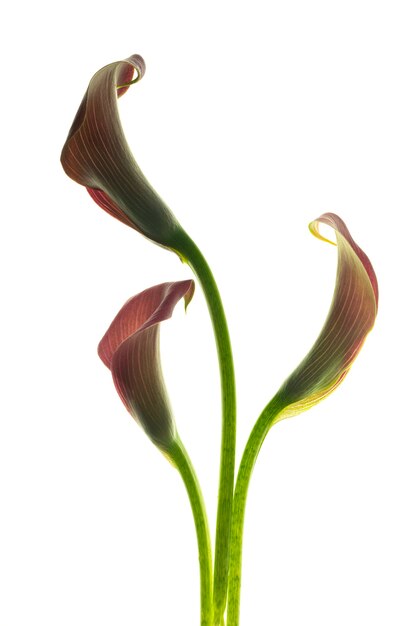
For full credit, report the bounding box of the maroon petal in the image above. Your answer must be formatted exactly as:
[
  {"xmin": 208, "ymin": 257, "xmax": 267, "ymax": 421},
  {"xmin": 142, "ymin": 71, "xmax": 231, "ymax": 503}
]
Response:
[
  {"xmin": 86, "ymin": 188, "xmax": 136, "ymax": 229},
  {"xmin": 98, "ymin": 281, "xmax": 195, "ymax": 449},
  {"xmin": 274, "ymin": 213, "xmax": 378, "ymax": 421},
  {"xmin": 61, "ymin": 55, "xmax": 181, "ymax": 247}
]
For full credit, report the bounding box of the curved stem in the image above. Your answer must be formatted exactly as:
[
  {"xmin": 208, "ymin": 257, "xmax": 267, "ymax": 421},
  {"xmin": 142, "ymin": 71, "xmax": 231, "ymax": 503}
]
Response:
[
  {"xmin": 175, "ymin": 231, "xmax": 236, "ymax": 625},
  {"xmin": 170, "ymin": 438, "xmax": 213, "ymax": 626},
  {"xmin": 226, "ymin": 397, "xmax": 283, "ymax": 626}
]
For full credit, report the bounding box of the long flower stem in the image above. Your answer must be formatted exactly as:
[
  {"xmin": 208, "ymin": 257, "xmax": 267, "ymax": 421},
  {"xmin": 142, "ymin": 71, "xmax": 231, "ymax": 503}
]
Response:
[
  {"xmin": 175, "ymin": 231, "xmax": 237, "ymax": 625},
  {"xmin": 170, "ymin": 438, "xmax": 213, "ymax": 626},
  {"xmin": 227, "ymin": 397, "xmax": 283, "ymax": 626}
]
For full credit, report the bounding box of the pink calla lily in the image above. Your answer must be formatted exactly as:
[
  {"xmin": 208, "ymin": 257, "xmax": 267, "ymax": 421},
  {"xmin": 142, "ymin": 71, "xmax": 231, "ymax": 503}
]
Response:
[
  {"xmin": 61, "ymin": 55, "xmax": 181, "ymax": 247},
  {"xmin": 98, "ymin": 280, "xmax": 195, "ymax": 450},
  {"xmin": 274, "ymin": 213, "xmax": 378, "ymax": 421}
]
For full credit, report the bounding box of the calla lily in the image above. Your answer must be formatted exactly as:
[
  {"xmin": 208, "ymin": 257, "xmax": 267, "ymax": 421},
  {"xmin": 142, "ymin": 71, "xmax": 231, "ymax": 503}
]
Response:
[
  {"xmin": 61, "ymin": 54, "xmax": 181, "ymax": 248},
  {"xmin": 98, "ymin": 280, "xmax": 195, "ymax": 451},
  {"xmin": 99, "ymin": 279, "xmax": 213, "ymax": 624},
  {"xmin": 226, "ymin": 214, "xmax": 378, "ymax": 626},
  {"xmin": 274, "ymin": 212, "xmax": 378, "ymax": 421}
]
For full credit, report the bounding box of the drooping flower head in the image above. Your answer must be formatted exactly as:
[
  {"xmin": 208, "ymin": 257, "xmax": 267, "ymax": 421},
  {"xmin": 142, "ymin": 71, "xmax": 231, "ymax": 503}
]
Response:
[
  {"xmin": 98, "ymin": 280, "xmax": 195, "ymax": 451},
  {"xmin": 61, "ymin": 55, "xmax": 182, "ymax": 248}
]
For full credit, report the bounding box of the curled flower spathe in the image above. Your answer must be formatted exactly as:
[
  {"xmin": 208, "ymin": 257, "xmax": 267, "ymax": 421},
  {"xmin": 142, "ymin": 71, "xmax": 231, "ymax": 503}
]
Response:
[
  {"xmin": 273, "ymin": 213, "xmax": 378, "ymax": 422},
  {"xmin": 61, "ymin": 55, "xmax": 181, "ymax": 248},
  {"xmin": 98, "ymin": 280, "xmax": 195, "ymax": 451}
]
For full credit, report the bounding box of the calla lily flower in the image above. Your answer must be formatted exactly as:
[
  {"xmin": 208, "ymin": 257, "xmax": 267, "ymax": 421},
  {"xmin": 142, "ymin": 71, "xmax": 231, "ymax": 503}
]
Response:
[
  {"xmin": 98, "ymin": 280, "xmax": 195, "ymax": 451},
  {"xmin": 274, "ymin": 212, "xmax": 378, "ymax": 421},
  {"xmin": 226, "ymin": 214, "xmax": 378, "ymax": 626},
  {"xmin": 61, "ymin": 54, "xmax": 181, "ymax": 248}
]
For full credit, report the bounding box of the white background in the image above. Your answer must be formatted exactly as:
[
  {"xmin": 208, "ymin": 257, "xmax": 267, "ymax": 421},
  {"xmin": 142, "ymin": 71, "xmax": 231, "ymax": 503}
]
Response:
[{"xmin": 1, "ymin": 1, "xmax": 417, "ymax": 624}]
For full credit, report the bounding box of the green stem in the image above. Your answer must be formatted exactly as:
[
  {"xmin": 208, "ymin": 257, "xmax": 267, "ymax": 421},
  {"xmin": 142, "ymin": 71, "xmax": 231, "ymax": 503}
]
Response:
[
  {"xmin": 175, "ymin": 231, "xmax": 236, "ymax": 625},
  {"xmin": 227, "ymin": 397, "xmax": 283, "ymax": 626},
  {"xmin": 170, "ymin": 438, "xmax": 213, "ymax": 626}
]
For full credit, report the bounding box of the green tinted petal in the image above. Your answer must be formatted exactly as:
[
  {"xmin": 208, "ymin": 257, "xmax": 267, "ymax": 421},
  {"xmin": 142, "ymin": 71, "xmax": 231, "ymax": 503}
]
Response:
[
  {"xmin": 61, "ymin": 55, "xmax": 181, "ymax": 247},
  {"xmin": 274, "ymin": 213, "xmax": 378, "ymax": 422}
]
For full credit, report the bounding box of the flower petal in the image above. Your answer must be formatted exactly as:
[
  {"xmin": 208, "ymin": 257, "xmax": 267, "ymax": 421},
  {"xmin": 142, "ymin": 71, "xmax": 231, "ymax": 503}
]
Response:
[
  {"xmin": 274, "ymin": 213, "xmax": 378, "ymax": 422},
  {"xmin": 98, "ymin": 280, "xmax": 195, "ymax": 449},
  {"xmin": 61, "ymin": 55, "xmax": 181, "ymax": 247},
  {"xmin": 86, "ymin": 187, "xmax": 136, "ymax": 229}
]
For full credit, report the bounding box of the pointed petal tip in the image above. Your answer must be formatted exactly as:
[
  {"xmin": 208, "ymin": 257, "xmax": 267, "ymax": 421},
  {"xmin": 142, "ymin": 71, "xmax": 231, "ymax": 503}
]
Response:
[
  {"xmin": 183, "ymin": 280, "xmax": 195, "ymax": 311},
  {"xmin": 116, "ymin": 54, "xmax": 146, "ymax": 95},
  {"xmin": 310, "ymin": 213, "xmax": 379, "ymax": 307},
  {"xmin": 127, "ymin": 54, "xmax": 146, "ymax": 79}
]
